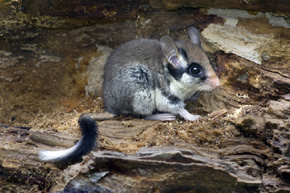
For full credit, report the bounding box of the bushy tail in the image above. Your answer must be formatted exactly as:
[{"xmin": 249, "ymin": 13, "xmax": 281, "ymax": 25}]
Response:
[{"xmin": 39, "ymin": 114, "xmax": 98, "ymax": 163}]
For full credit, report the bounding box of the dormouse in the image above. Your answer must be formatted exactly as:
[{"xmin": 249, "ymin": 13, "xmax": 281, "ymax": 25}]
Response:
[{"xmin": 103, "ymin": 26, "xmax": 220, "ymax": 121}]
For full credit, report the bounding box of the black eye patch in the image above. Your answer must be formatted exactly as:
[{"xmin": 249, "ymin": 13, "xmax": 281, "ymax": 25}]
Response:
[
  {"xmin": 167, "ymin": 48, "xmax": 206, "ymax": 81},
  {"xmin": 167, "ymin": 63, "xmax": 185, "ymax": 81},
  {"xmin": 166, "ymin": 48, "xmax": 187, "ymax": 81},
  {"xmin": 178, "ymin": 48, "xmax": 188, "ymax": 61}
]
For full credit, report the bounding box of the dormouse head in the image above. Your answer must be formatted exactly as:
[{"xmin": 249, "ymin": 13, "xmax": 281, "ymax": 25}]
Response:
[{"xmin": 160, "ymin": 27, "xmax": 220, "ymax": 93}]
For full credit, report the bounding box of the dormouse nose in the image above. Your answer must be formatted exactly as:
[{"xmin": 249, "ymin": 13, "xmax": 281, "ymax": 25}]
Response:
[{"xmin": 209, "ymin": 75, "xmax": 220, "ymax": 89}]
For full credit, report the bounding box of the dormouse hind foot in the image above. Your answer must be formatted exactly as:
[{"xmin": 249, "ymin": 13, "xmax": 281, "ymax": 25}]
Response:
[{"xmin": 145, "ymin": 113, "xmax": 176, "ymax": 121}]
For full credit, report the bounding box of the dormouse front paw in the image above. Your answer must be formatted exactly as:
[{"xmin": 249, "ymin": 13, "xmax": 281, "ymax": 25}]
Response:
[
  {"xmin": 183, "ymin": 114, "xmax": 201, "ymax": 121},
  {"xmin": 179, "ymin": 108, "xmax": 201, "ymax": 121}
]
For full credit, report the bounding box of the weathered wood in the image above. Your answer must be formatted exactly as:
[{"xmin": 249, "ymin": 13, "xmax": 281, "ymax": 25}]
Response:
[
  {"xmin": 1, "ymin": 99, "xmax": 290, "ymax": 192},
  {"xmin": 20, "ymin": 0, "xmax": 145, "ymax": 20},
  {"xmin": 160, "ymin": 0, "xmax": 290, "ymax": 16},
  {"xmin": 0, "ymin": 1, "xmax": 290, "ymax": 192}
]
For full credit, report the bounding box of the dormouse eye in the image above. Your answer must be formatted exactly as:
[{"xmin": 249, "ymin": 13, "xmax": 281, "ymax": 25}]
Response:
[{"xmin": 188, "ymin": 63, "xmax": 203, "ymax": 77}]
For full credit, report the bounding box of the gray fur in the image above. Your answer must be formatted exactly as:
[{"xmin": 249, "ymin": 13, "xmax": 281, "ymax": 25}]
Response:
[
  {"xmin": 103, "ymin": 39, "xmax": 163, "ymax": 117},
  {"xmin": 102, "ymin": 27, "xmax": 220, "ymax": 121}
]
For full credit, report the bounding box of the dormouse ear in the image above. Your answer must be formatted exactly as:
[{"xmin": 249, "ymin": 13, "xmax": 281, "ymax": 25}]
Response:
[
  {"xmin": 188, "ymin": 26, "xmax": 201, "ymax": 47},
  {"xmin": 160, "ymin": 36, "xmax": 183, "ymax": 68}
]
